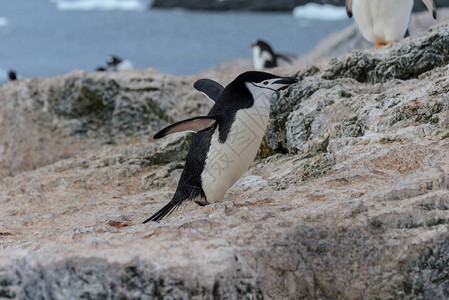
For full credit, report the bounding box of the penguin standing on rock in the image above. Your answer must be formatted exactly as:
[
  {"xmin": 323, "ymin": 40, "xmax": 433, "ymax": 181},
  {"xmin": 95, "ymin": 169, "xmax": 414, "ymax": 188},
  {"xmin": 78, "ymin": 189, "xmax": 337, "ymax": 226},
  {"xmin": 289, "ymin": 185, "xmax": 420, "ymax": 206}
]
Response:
[
  {"xmin": 8, "ymin": 70, "xmax": 18, "ymax": 81},
  {"xmin": 250, "ymin": 40, "xmax": 292, "ymax": 70},
  {"xmin": 346, "ymin": 0, "xmax": 437, "ymax": 48},
  {"xmin": 143, "ymin": 71, "xmax": 298, "ymax": 222},
  {"xmin": 106, "ymin": 55, "xmax": 134, "ymax": 71}
]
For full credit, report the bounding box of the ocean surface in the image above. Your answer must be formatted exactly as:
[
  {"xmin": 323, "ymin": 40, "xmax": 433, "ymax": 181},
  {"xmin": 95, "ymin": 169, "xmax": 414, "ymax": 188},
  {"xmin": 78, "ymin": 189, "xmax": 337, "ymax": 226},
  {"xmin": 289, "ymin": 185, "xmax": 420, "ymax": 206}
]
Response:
[{"xmin": 0, "ymin": 0, "xmax": 351, "ymax": 83}]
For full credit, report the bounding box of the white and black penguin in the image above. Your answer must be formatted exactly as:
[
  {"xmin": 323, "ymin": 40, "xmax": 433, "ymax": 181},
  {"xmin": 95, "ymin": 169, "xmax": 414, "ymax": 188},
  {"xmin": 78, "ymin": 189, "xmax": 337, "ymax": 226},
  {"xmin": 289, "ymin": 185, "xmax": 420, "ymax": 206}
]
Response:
[
  {"xmin": 346, "ymin": 0, "xmax": 437, "ymax": 48},
  {"xmin": 106, "ymin": 55, "xmax": 134, "ymax": 71},
  {"xmin": 8, "ymin": 70, "xmax": 17, "ymax": 81},
  {"xmin": 250, "ymin": 40, "xmax": 292, "ymax": 70},
  {"xmin": 143, "ymin": 71, "xmax": 298, "ymax": 222}
]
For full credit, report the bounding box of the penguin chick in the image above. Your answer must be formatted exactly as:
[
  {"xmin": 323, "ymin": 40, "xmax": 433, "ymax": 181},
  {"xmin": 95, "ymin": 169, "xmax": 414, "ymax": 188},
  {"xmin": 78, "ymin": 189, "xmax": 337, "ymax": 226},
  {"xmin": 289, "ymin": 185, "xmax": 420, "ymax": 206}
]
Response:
[
  {"xmin": 106, "ymin": 55, "xmax": 134, "ymax": 71},
  {"xmin": 143, "ymin": 71, "xmax": 298, "ymax": 222},
  {"xmin": 346, "ymin": 0, "xmax": 437, "ymax": 48},
  {"xmin": 250, "ymin": 40, "xmax": 292, "ymax": 70}
]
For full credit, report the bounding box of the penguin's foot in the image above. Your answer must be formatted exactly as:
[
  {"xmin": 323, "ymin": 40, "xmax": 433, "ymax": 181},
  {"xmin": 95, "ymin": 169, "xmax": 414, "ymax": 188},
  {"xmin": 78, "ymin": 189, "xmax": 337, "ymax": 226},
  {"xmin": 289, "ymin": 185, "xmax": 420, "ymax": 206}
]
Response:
[
  {"xmin": 375, "ymin": 42, "xmax": 387, "ymax": 49},
  {"xmin": 194, "ymin": 198, "xmax": 209, "ymax": 206}
]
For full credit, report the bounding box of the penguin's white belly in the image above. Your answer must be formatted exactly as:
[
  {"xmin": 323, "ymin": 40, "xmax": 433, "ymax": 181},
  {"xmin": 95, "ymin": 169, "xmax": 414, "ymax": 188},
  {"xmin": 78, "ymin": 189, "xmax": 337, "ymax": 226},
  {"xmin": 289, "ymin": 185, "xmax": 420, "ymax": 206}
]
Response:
[
  {"xmin": 116, "ymin": 59, "xmax": 134, "ymax": 71},
  {"xmin": 353, "ymin": 0, "xmax": 413, "ymax": 43},
  {"xmin": 201, "ymin": 99, "xmax": 270, "ymax": 204},
  {"xmin": 252, "ymin": 47, "xmax": 264, "ymax": 70},
  {"xmin": 252, "ymin": 47, "xmax": 273, "ymax": 70}
]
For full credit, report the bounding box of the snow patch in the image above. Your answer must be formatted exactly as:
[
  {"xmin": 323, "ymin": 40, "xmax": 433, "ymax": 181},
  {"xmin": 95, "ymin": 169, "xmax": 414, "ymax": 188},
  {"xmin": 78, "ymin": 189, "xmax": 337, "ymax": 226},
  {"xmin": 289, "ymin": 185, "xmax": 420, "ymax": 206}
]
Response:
[
  {"xmin": 0, "ymin": 17, "xmax": 8, "ymax": 27},
  {"xmin": 54, "ymin": 0, "xmax": 150, "ymax": 12},
  {"xmin": 293, "ymin": 3, "xmax": 348, "ymax": 21}
]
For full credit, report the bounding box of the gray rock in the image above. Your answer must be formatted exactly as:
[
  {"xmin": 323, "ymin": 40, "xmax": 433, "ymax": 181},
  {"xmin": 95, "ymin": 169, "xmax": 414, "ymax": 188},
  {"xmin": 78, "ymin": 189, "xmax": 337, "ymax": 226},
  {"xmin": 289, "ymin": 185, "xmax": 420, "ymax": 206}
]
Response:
[
  {"xmin": 0, "ymin": 69, "xmax": 212, "ymax": 177},
  {"xmin": 322, "ymin": 24, "xmax": 449, "ymax": 83},
  {"xmin": 265, "ymin": 22, "xmax": 449, "ymax": 156}
]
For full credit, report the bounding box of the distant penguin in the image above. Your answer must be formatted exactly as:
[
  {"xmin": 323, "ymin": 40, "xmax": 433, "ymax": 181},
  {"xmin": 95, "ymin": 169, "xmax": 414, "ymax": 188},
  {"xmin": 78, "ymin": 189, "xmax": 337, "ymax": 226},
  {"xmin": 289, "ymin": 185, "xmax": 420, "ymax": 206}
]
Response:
[
  {"xmin": 250, "ymin": 40, "xmax": 292, "ymax": 70},
  {"xmin": 8, "ymin": 70, "xmax": 17, "ymax": 81},
  {"xmin": 96, "ymin": 66, "xmax": 106, "ymax": 72},
  {"xmin": 143, "ymin": 71, "xmax": 298, "ymax": 222},
  {"xmin": 346, "ymin": 0, "xmax": 437, "ymax": 48},
  {"xmin": 106, "ymin": 55, "xmax": 134, "ymax": 71}
]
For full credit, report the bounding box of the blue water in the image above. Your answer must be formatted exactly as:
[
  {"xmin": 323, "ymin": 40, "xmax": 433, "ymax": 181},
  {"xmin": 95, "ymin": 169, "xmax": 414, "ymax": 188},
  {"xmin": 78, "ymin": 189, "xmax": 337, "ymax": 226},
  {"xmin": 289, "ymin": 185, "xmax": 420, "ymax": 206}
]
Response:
[{"xmin": 0, "ymin": 0, "xmax": 351, "ymax": 82}]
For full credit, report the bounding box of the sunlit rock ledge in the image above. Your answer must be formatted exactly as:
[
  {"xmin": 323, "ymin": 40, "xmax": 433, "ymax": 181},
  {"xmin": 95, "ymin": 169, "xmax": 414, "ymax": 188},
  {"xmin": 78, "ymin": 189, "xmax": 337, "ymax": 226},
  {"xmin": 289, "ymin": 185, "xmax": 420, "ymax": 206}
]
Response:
[{"xmin": 1, "ymin": 21, "xmax": 449, "ymax": 300}]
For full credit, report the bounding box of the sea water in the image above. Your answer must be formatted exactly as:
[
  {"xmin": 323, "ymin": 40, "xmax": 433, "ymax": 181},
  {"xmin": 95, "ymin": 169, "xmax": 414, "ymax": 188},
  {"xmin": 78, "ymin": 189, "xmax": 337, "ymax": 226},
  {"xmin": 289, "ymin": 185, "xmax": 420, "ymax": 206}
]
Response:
[{"xmin": 0, "ymin": 0, "xmax": 351, "ymax": 83}]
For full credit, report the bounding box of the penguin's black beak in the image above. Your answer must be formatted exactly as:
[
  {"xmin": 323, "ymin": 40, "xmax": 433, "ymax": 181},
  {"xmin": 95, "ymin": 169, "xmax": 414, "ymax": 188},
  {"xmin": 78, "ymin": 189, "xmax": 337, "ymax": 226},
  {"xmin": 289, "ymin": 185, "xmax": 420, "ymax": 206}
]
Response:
[{"xmin": 273, "ymin": 77, "xmax": 298, "ymax": 85}]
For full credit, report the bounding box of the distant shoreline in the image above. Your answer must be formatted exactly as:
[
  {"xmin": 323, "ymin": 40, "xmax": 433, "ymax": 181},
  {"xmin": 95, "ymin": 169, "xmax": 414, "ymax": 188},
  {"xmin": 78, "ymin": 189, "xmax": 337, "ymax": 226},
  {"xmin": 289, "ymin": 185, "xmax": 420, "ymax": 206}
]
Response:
[
  {"xmin": 151, "ymin": 0, "xmax": 448, "ymax": 12},
  {"xmin": 151, "ymin": 0, "xmax": 345, "ymax": 12}
]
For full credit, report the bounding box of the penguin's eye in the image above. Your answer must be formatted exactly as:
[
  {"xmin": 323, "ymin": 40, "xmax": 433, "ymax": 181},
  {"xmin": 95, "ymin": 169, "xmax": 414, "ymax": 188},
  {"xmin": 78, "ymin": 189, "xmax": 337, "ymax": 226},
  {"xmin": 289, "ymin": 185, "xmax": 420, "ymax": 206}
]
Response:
[{"xmin": 263, "ymin": 81, "xmax": 268, "ymax": 85}]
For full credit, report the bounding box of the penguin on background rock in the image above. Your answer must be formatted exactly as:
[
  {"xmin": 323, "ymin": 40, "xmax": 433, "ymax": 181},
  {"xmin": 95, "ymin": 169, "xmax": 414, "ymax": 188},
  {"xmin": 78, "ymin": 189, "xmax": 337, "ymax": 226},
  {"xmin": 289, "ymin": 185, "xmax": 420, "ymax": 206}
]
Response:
[
  {"xmin": 143, "ymin": 71, "xmax": 298, "ymax": 222},
  {"xmin": 249, "ymin": 40, "xmax": 292, "ymax": 70},
  {"xmin": 106, "ymin": 55, "xmax": 134, "ymax": 71},
  {"xmin": 8, "ymin": 70, "xmax": 18, "ymax": 81},
  {"xmin": 346, "ymin": 0, "xmax": 437, "ymax": 48}
]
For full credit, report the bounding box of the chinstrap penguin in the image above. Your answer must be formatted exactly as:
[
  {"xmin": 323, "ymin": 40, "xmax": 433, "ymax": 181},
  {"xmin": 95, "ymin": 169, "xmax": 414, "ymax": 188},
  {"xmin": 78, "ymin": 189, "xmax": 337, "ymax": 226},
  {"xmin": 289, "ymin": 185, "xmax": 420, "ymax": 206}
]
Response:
[
  {"xmin": 250, "ymin": 40, "xmax": 292, "ymax": 70},
  {"xmin": 106, "ymin": 55, "xmax": 134, "ymax": 71},
  {"xmin": 346, "ymin": 0, "xmax": 437, "ymax": 48},
  {"xmin": 143, "ymin": 71, "xmax": 298, "ymax": 222}
]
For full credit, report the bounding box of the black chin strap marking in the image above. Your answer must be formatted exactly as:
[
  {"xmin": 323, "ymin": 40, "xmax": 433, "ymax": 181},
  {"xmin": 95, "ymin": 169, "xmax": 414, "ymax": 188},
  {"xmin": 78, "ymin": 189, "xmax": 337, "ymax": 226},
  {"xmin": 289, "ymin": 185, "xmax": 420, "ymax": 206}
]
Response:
[{"xmin": 250, "ymin": 82, "xmax": 276, "ymax": 92}]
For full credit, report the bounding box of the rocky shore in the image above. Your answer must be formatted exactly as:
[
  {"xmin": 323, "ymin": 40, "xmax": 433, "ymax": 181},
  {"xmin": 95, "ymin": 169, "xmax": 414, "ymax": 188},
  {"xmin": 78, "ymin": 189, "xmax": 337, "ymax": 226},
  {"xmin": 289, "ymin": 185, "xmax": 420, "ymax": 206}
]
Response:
[
  {"xmin": 1, "ymin": 18, "xmax": 449, "ymax": 300},
  {"xmin": 151, "ymin": 0, "xmax": 449, "ymax": 12},
  {"xmin": 151, "ymin": 0, "xmax": 345, "ymax": 11}
]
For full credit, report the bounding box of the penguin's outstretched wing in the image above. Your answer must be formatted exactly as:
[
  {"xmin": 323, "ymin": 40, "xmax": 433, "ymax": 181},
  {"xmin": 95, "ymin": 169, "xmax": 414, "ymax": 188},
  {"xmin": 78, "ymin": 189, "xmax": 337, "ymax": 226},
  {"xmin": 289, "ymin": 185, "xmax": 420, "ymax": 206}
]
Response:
[
  {"xmin": 346, "ymin": 0, "xmax": 353, "ymax": 18},
  {"xmin": 421, "ymin": 0, "xmax": 437, "ymax": 19},
  {"xmin": 154, "ymin": 115, "xmax": 220, "ymax": 139},
  {"xmin": 193, "ymin": 79, "xmax": 224, "ymax": 102}
]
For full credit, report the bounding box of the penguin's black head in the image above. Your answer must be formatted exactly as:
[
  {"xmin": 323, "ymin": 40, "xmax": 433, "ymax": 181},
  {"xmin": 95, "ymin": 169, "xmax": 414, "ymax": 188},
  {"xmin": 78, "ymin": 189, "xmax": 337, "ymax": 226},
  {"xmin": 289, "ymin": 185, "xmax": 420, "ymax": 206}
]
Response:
[
  {"xmin": 249, "ymin": 39, "xmax": 273, "ymax": 53},
  {"xmin": 106, "ymin": 55, "xmax": 122, "ymax": 67},
  {"xmin": 8, "ymin": 70, "xmax": 17, "ymax": 81},
  {"xmin": 218, "ymin": 71, "xmax": 297, "ymax": 110},
  {"xmin": 237, "ymin": 71, "xmax": 298, "ymax": 91}
]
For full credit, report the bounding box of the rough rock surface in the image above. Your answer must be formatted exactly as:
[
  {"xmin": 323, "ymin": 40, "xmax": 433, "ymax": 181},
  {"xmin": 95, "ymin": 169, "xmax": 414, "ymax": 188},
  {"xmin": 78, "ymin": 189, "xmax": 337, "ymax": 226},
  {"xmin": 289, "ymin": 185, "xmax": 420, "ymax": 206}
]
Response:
[
  {"xmin": 0, "ymin": 69, "xmax": 213, "ymax": 178},
  {"xmin": 1, "ymin": 23, "xmax": 449, "ymax": 300}
]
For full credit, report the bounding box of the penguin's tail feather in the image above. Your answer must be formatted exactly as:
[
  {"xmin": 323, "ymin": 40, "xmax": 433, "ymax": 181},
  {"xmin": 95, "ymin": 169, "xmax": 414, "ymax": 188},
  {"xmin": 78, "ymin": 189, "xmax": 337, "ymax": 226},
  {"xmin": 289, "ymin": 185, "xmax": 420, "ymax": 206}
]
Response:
[{"xmin": 142, "ymin": 196, "xmax": 184, "ymax": 223}]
